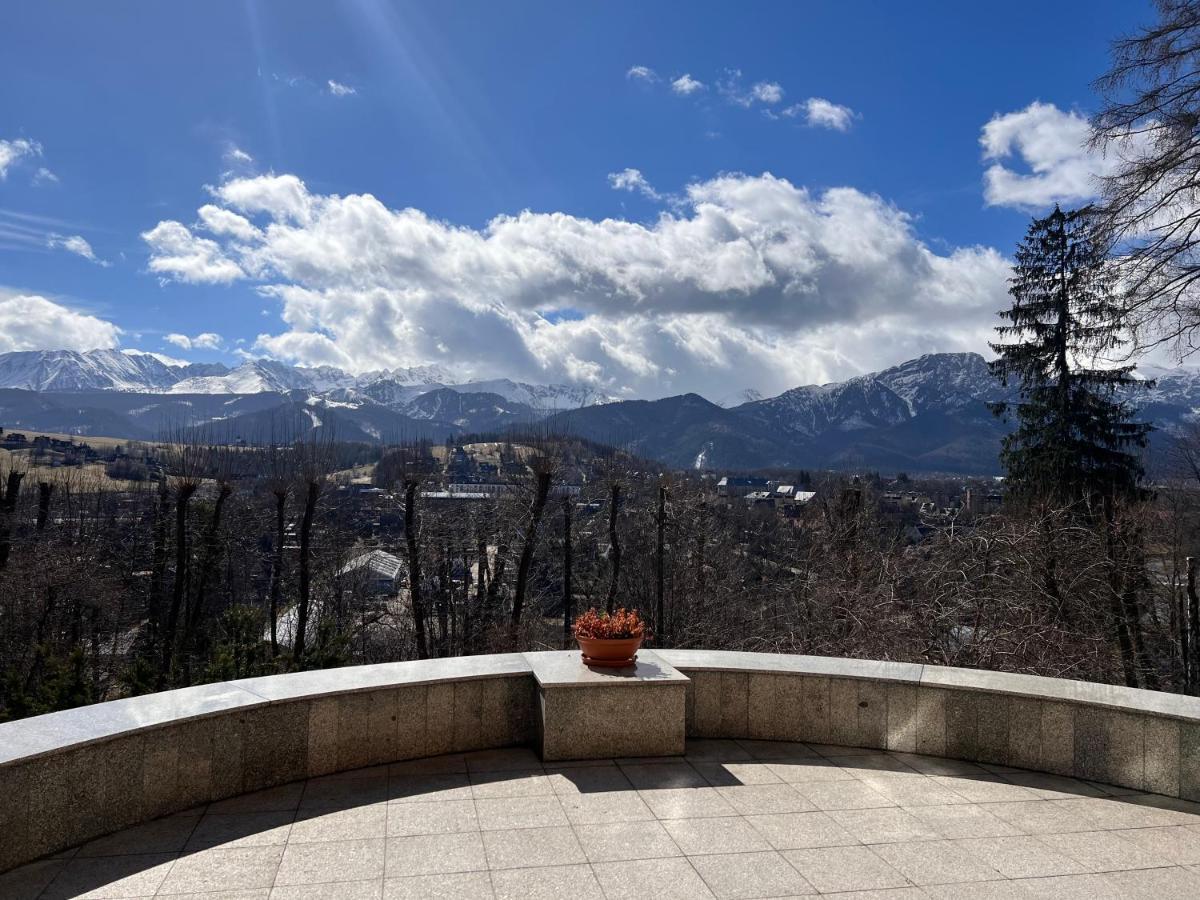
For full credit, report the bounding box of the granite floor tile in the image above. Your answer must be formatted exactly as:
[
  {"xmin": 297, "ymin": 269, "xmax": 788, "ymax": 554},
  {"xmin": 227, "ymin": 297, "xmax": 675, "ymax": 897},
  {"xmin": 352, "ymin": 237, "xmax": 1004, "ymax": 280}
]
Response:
[
  {"xmin": 385, "ymin": 832, "xmax": 488, "ymax": 878},
  {"xmin": 715, "ymin": 783, "xmax": 817, "ymax": 815},
  {"xmin": 621, "ymin": 762, "xmax": 708, "ymax": 789},
  {"xmin": 928, "ymin": 776, "xmax": 1040, "ymax": 804},
  {"xmin": 388, "ymin": 754, "xmax": 468, "ymax": 776},
  {"xmin": 685, "ymin": 739, "xmax": 753, "ymax": 761},
  {"xmin": 1102, "ymin": 866, "xmax": 1200, "ymax": 899},
  {"xmin": 300, "ymin": 777, "xmax": 390, "ymax": 810},
  {"xmin": 782, "ymin": 845, "xmax": 910, "ymax": 893},
  {"xmin": 463, "ymin": 748, "xmax": 543, "ymax": 773},
  {"xmin": 956, "ymin": 835, "xmax": 1089, "ymax": 879},
  {"xmin": 208, "ymin": 784, "xmax": 304, "ymax": 814},
  {"xmin": 559, "ymin": 789, "xmax": 656, "ymax": 825},
  {"xmin": 792, "ymin": 779, "xmax": 897, "ymax": 811},
  {"xmin": 186, "ymin": 811, "xmax": 294, "ymax": 850},
  {"xmin": 78, "ymin": 816, "xmax": 200, "ymax": 857},
  {"xmin": 574, "ymin": 820, "xmax": 682, "ymax": 862},
  {"xmin": 474, "ymin": 796, "xmax": 567, "ymax": 831},
  {"xmin": 269, "ymin": 880, "xmax": 383, "ymax": 899},
  {"xmin": 638, "ymin": 786, "xmax": 740, "ymax": 819},
  {"xmin": 689, "ymin": 849, "xmax": 816, "ymax": 899},
  {"xmin": 766, "ymin": 759, "xmax": 858, "ymax": 784},
  {"xmin": 872, "ymin": 839, "xmax": 1004, "ymax": 885},
  {"xmin": 274, "ymin": 838, "xmax": 386, "ymax": 885},
  {"xmin": 735, "ymin": 739, "xmax": 820, "ymax": 760},
  {"xmin": 694, "ymin": 761, "xmax": 785, "ymax": 786},
  {"xmin": 469, "ymin": 771, "xmax": 554, "ymax": 800},
  {"xmin": 490, "ymin": 863, "xmax": 602, "ymax": 900},
  {"xmin": 545, "ymin": 765, "xmax": 633, "ymax": 794},
  {"xmin": 1036, "ymin": 830, "xmax": 1163, "ymax": 872},
  {"xmin": 389, "ymin": 774, "xmax": 473, "ymax": 804},
  {"xmin": 745, "ymin": 810, "xmax": 861, "ymax": 850},
  {"xmin": 387, "ymin": 799, "xmax": 479, "ymax": 837},
  {"xmin": 984, "ymin": 800, "xmax": 1095, "ymax": 835},
  {"xmin": 1115, "ymin": 825, "xmax": 1200, "ymax": 865},
  {"xmin": 480, "ymin": 825, "xmax": 586, "ymax": 869},
  {"xmin": 826, "ymin": 807, "xmax": 942, "ymax": 844},
  {"xmin": 157, "ymin": 845, "xmax": 284, "ymax": 894},
  {"xmin": 289, "ymin": 805, "xmax": 388, "ymax": 843},
  {"xmin": 42, "ymin": 853, "xmax": 179, "ymax": 900},
  {"xmin": 903, "ymin": 803, "xmax": 1021, "ymax": 839},
  {"xmin": 382, "ymin": 871, "xmax": 495, "ymax": 899},
  {"xmin": 0, "ymin": 859, "xmax": 67, "ymax": 900},
  {"xmin": 661, "ymin": 815, "xmax": 771, "ymax": 855},
  {"xmin": 592, "ymin": 856, "xmax": 717, "ymax": 900}
]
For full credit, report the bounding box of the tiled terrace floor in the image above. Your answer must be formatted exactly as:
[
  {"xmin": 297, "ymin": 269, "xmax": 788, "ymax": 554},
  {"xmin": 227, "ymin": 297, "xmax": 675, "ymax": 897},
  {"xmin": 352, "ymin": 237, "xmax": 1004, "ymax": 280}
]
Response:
[{"xmin": 6, "ymin": 740, "xmax": 1200, "ymax": 899}]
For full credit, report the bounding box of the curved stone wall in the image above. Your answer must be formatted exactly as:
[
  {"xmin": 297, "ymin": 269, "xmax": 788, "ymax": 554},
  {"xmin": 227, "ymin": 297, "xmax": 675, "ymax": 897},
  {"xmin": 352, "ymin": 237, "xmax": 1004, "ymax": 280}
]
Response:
[{"xmin": 2, "ymin": 649, "xmax": 1199, "ymax": 873}]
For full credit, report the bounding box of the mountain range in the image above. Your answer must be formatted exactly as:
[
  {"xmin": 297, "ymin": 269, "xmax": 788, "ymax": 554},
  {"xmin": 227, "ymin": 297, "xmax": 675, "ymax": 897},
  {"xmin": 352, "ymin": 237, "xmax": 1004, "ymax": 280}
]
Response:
[{"xmin": 1, "ymin": 349, "xmax": 1197, "ymax": 474}]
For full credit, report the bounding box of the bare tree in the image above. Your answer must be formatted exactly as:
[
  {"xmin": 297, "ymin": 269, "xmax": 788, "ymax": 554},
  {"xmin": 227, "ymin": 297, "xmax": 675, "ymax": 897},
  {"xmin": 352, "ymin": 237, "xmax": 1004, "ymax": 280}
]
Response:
[{"xmin": 510, "ymin": 456, "xmax": 554, "ymax": 628}]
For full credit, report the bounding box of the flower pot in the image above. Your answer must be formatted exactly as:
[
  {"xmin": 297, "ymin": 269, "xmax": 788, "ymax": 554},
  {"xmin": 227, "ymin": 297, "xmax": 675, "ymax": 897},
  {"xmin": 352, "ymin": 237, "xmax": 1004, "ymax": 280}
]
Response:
[{"xmin": 577, "ymin": 635, "xmax": 643, "ymax": 667}]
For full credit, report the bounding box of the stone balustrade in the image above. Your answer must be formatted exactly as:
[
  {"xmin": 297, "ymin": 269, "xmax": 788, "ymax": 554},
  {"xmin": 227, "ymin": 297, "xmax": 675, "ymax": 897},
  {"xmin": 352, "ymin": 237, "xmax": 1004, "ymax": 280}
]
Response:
[{"xmin": 2, "ymin": 649, "xmax": 1199, "ymax": 873}]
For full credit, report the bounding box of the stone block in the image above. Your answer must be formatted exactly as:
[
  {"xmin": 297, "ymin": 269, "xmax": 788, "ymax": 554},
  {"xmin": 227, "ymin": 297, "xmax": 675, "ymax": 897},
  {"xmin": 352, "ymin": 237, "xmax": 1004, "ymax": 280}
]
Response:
[
  {"xmin": 367, "ymin": 689, "xmax": 400, "ymax": 765},
  {"xmin": 886, "ymin": 683, "xmax": 918, "ymax": 753},
  {"xmin": 1040, "ymin": 701, "xmax": 1074, "ymax": 776},
  {"xmin": 540, "ymin": 682, "xmax": 686, "ymax": 760},
  {"xmin": 453, "ymin": 681, "xmax": 484, "ymax": 752},
  {"xmin": 915, "ymin": 687, "xmax": 946, "ymax": 756},
  {"xmin": 827, "ymin": 678, "xmax": 859, "ymax": 748},
  {"xmin": 0, "ymin": 761, "xmax": 31, "ymax": 872},
  {"xmin": 719, "ymin": 672, "xmax": 750, "ymax": 738},
  {"xmin": 1181, "ymin": 721, "xmax": 1200, "ymax": 802},
  {"xmin": 943, "ymin": 690, "xmax": 978, "ymax": 761},
  {"xmin": 1007, "ymin": 698, "xmax": 1042, "ymax": 771},
  {"xmin": 97, "ymin": 733, "xmax": 145, "ymax": 832},
  {"xmin": 209, "ymin": 710, "xmax": 245, "ymax": 800},
  {"xmin": 426, "ymin": 683, "xmax": 455, "ymax": 756},
  {"xmin": 1106, "ymin": 710, "xmax": 1146, "ymax": 791},
  {"xmin": 975, "ymin": 694, "xmax": 1011, "ymax": 766},
  {"xmin": 395, "ymin": 684, "xmax": 428, "ymax": 759},
  {"xmin": 336, "ymin": 692, "xmax": 372, "ymax": 771},
  {"xmin": 528, "ymin": 651, "xmax": 688, "ymax": 761},
  {"xmin": 857, "ymin": 680, "xmax": 888, "ymax": 750},
  {"xmin": 307, "ymin": 697, "xmax": 339, "ymax": 778},
  {"xmin": 141, "ymin": 725, "xmax": 181, "ymax": 819},
  {"xmin": 1144, "ymin": 716, "xmax": 1180, "ymax": 797},
  {"xmin": 691, "ymin": 671, "xmax": 721, "ymax": 737},
  {"xmin": 1073, "ymin": 706, "xmax": 1107, "ymax": 783},
  {"xmin": 798, "ymin": 676, "xmax": 831, "ymax": 744},
  {"xmin": 748, "ymin": 674, "xmax": 776, "ymax": 740},
  {"xmin": 244, "ymin": 701, "xmax": 307, "ymax": 790}
]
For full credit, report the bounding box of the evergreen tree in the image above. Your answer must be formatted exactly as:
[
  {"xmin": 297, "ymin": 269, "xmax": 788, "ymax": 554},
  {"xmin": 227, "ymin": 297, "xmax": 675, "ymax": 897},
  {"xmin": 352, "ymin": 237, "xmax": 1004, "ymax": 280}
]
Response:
[{"xmin": 990, "ymin": 205, "xmax": 1152, "ymax": 504}]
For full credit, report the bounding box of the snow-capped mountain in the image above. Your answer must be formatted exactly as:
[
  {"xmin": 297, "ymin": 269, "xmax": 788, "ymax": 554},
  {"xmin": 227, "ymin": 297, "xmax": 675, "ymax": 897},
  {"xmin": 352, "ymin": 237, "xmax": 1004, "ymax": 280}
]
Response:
[{"xmin": 0, "ymin": 350, "xmax": 190, "ymax": 392}]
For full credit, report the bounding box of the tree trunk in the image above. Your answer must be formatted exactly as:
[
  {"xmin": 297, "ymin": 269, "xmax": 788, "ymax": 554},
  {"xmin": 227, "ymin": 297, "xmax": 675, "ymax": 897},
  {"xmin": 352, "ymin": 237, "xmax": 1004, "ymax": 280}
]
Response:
[
  {"xmin": 605, "ymin": 482, "xmax": 621, "ymax": 613},
  {"xmin": 656, "ymin": 484, "xmax": 667, "ymax": 643},
  {"xmin": 160, "ymin": 482, "xmax": 196, "ymax": 680},
  {"xmin": 293, "ymin": 478, "xmax": 320, "ymax": 667},
  {"xmin": 184, "ymin": 482, "xmax": 232, "ymax": 651},
  {"xmin": 1189, "ymin": 557, "xmax": 1200, "ymax": 693},
  {"xmin": 36, "ymin": 481, "xmax": 53, "ymax": 532},
  {"xmin": 0, "ymin": 469, "xmax": 25, "ymax": 570},
  {"xmin": 562, "ymin": 495, "xmax": 573, "ymax": 649},
  {"xmin": 404, "ymin": 479, "xmax": 429, "ymax": 659},
  {"xmin": 269, "ymin": 488, "xmax": 287, "ymax": 658},
  {"xmin": 511, "ymin": 470, "xmax": 552, "ymax": 627}
]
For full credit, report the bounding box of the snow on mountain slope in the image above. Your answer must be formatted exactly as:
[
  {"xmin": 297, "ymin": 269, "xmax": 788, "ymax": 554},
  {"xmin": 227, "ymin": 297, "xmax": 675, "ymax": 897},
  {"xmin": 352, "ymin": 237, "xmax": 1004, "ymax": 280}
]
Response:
[{"xmin": 0, "ymin": 350, "xmax": 184, "ymax": 392}]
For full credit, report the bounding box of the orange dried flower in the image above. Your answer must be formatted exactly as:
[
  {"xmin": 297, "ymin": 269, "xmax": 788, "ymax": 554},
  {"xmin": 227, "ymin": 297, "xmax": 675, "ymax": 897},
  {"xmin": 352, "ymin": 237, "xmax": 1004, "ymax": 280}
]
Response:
[{"xmin": 573, "ymin": 607, "xmax": 646, "ymax": 640}]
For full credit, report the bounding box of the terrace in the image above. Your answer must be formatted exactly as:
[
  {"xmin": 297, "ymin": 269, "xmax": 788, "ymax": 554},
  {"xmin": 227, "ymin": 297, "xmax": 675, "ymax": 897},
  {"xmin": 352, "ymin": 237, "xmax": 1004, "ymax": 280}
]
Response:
[{"xmin": 3, "ymin": 650, "xmax": 1200, "ymax": 897}]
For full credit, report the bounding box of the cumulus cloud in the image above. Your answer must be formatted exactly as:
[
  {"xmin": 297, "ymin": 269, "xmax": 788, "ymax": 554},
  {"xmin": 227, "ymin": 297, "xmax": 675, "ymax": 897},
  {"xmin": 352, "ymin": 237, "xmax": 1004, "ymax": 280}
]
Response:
[
  {"xmin": 46, "ymin": 233, "xmax": 109, "ymax": 266},
  {"xmin": 165, "ymin": 331, "xmax": 223, "ymax": 351},
  {"xmin": 788, "ymin": 98, "xmax": 857, "ymax": 131},
  {"xmin": 607, "ymin": 168, "xmax": 662, "ymax": 201},
  {"xmin": 0, "ymin": 291, "xmax": 121, "ymax": 353},
  {"xmin": 327, "ymin": 80, "xmax": 356, "ymax": 97},
  {"xmin": 980, "ymin": 101, "xmax": 1115, "ymax": 208},
  {"xmin": 141, "ymin": 220, "xmax": 244, "ymax": 283},
  {"xmin": 142, "ymin": 171, "xmax": 1009, "ymax": 398},
  {"xmin": 0, "ymin": 138, "xmax": 42, "ymax": 178},
  {"xmin": 751, "ymin": 82, "xmax": 784, "ymax": 104},
  {"xmin": 671, "ymin": 74, "xmax": 704, "ymax": 95},
  {"xmin": 626, "ymin": 65, "xmax": 657, "ymax": 82}
]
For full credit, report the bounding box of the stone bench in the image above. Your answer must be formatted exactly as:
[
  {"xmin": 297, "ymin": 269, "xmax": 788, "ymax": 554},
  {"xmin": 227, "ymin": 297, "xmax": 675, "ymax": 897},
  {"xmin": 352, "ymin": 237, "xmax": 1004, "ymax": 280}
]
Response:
[{"xmin": 3, "ymin": 648, "xmax": 1200, "ymax": 873}]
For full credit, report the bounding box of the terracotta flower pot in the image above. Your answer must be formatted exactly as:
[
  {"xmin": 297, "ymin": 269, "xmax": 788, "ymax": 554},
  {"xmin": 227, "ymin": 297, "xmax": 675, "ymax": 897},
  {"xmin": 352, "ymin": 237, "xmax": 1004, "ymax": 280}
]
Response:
[{"xmin": 577, "ymin": 635, "xmax": 643, "ymax": 667}]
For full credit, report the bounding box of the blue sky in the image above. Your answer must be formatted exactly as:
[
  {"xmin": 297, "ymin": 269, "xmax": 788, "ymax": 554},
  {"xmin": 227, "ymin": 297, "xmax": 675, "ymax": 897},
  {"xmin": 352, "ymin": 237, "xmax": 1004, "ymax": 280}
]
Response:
[{"xmin": 0, "ymin": 1, "xmax": 1157, "ymax": 398}]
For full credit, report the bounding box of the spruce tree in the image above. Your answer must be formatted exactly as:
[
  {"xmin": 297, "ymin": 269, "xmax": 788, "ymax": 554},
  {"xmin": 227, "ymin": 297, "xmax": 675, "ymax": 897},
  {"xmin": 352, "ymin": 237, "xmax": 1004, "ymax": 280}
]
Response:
[{"xmin": 989, "ymin": 205, "xmax": 1152, "ymax": 504}]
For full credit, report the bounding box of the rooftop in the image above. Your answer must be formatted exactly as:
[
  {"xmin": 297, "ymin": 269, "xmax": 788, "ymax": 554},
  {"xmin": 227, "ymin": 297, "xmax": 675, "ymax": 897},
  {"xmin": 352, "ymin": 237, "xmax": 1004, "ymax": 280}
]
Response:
[{"xmin": 5, "ymin": 740, "xmax": 1200, "ymax": 898}]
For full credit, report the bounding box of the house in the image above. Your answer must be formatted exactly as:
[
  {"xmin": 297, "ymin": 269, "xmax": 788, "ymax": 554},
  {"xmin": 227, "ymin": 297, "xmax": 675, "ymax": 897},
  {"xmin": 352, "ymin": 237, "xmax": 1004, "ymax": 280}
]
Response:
[
  {"xmin": 337, "ymin": 550, "xmax": 405, "ymax": 594},
  {"xmin": 717, "ymin": 476, "xmax": 770, "ymax": 498}
]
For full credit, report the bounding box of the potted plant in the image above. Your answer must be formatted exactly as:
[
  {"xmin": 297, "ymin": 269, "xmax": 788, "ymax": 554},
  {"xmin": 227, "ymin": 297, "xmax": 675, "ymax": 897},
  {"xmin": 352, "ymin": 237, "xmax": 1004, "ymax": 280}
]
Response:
[{"xmin": 573, "ymin": 607, "xmax": 646, "ymax": 667}]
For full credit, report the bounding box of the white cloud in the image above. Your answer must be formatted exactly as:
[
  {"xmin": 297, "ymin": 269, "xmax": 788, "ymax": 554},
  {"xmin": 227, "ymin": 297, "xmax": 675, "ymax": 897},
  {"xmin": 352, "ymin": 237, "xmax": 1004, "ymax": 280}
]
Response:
[
  {"xmin": 790, "ymin": 98, "xmax": 857, "ymax": 131},
  {"xmin": 141, "ymin": 220, "xmax": 244, "ymax": 283},
  {"xmin": 143, "ymin": 172, "xmax": 1009, "ymax": 397},
  {"xmin": 0, "ymin": 291, "xmax": 121, "ymax": 353},
  {"xmin": 165, "ymin": 332, "xmax": 223, "ymax": 351},
  {"xmin": 327, "ymin": 80, "xmax": 356, "ymax": 97},
  {"xmin": 46, "ymin": 233, "xmax": 109, "ymax": 266},
  {"xmin": 980, "ymin": 101, "xmax": 1114, "ymax": 208},
  {"xmin": 224, "ymin": 145, "xmax": 254, "ymax": 164},
  {"xmin": 671, "ymin": 74, "xmax": 705, "ymax": 95},
  {"xmin": 0, "ymin": 138, "xmax": 42, "ymax": 178},
  {"xmin": 626, "ymin": 65, "xmax": 657, "ymax": 82},
  {"xmin": 32, "ymin": 167, "xmax": 58, "ymax": 185},
  {"xmin": 751, "ymin": 82, "xmax": 784, "ymax": 104},
  {"xmin": 607, "ymin": 168, "xmax": 662, "ymax": 201}
]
